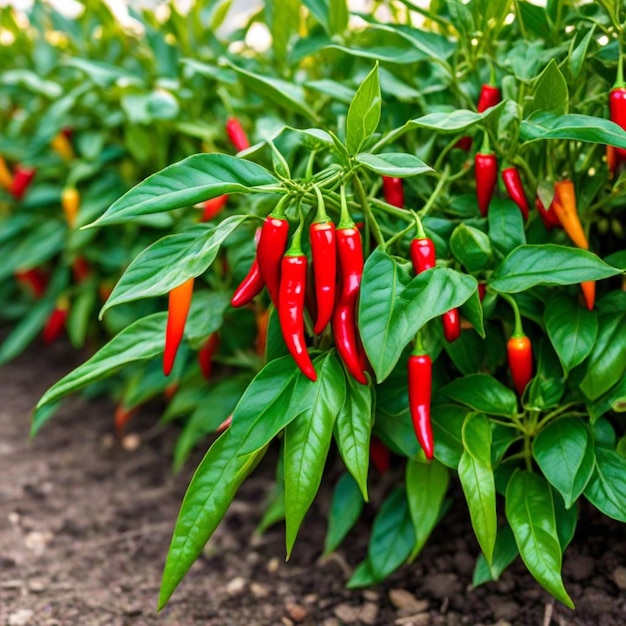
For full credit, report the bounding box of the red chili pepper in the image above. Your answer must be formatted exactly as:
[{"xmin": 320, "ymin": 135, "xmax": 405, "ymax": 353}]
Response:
[
  {"xmin": 114, "ymin": 404, "xmax": 139, "ymax": 436},
  {"xmin": 370, "ymin": 437, "xmax": 391, "ymax": 473},
  {"xmin": 410, "ymin": 237, "xmax": 436, "ymax": 273},
  {"xmin": 501, "ymin": 167, "xmax": 529, "ymax": 220},
  {"xmin": 475, "ymin": 150, "xmax": 497, "ymax": 216},
  {"xmin": 163, "ymin": 277, "xmax": 194, "ymax": 376},
  {"xmin": 10, "ymin": 165, "xmax": 36, "ymax": 200},
  {"xmin": 333, "ymin": 225, "xmax": 367, "ymax": 384},
  {"xmin": 606, "ymin": 145, "xmax": 620, "ymax": 177},
  {"xmin": 478, "ymin": 282, "xmax": 486, "ymax": 301},
  {"xmin": 72, "ymin": 257, "xmax": 91, "ymax": 283},
  {"xmin": 231, "ymin": 228, "xmax": 265, "ymax": 307},
  {"xmin": 226, "ymin": 117, "xmax": 250, "ymax": 152},
  {"xmin": 408, "ymin": 351, "xmax": 434, "ymax": 460},
  {"xmin": 442, "ymin": 309, "xmax": 461, "ymax": 342},
  {"xmin": 201, "ymin": 195, "xmax": 228, "ymax": 222},
  {"xmin": 257, "ymin": 201, "xmax": 290, "ymax": 308},
  {"xmin": 507, "ymin": 334, "xmax": 533, "ymax": 396},
  {"xmin": 42, "ymin": 299, "xmax": 69, "ymax": 344},
  {"xmin": 382, "ymin": 176, "xmax": 404, "ymax": 208},
  {"xmin": 15, "ymin": 268, "xmax": 48, "ymax": 298},
  {"xmin": 476, "ymin": 84, "xmax": 501, "ymax": 112},
  {"xmin": 198, "ymin": 333, "xmax": 220, "ymax": 379},
  {"xmin": 610, "ymin": 85, "xmax": 626, "ymax": 159},
  {"xmin": 278, "ymin": 225, "xmax": 316, "ymax": 381}
]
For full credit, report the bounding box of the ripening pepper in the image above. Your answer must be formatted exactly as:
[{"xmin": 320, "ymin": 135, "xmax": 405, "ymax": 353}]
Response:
[
  {"xmin": 0, "ymin": 155, "xmax": 13, "ymax": 191},
  {"xmin": 10, "ymin": 165, "xmax": 36, "ymax": 200},
  {"xmin": 226, "ymin": 117, "xmax": 250, "ymax": 152},
  {"xmin": 62, "ymin": 187, "xmax": 80, "ymax": 227},
  {"xmin": 51, "ymin": 131, "xmax": 74, "ymax": 161},
  {"xmin": 163, "ymin": 277, "xmax": 195, "ymax": 376},
  {"xmin": 501, "ymin": 167, "xmax": 529, "ymax": 220}
]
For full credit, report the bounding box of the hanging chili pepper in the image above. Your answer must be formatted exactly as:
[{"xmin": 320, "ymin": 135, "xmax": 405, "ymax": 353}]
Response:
[
  {"xmin": 535, "ymin": 195, "xmax": 561, "ymax": 230},
  {"xmin": 609, "ymin": 57, "xmax": 626, "ymax": 159},
  {"xmin": 201, "ymin": 195, "xmax": 228, "ymax": 222},
  {"xmin": 51, "ymin": 131, "xmax": 74, "ymax": 161},
  {"xmin": 198, "ymin": 333, "xmax": 220, "ymax": 379},
  {"xmin": 504, "ymin": 295, "xmax": 533, "ymax": 397},
  {"xmin": 606, "ymin": 145, "xmax": 620, "ymax": 177},
  {"xmin": 15, "ymin": 268, "xmax": 48, "ymax": 298},
  {"xmin": 382, "ymin": 176, "xmax": 404, "ymax": 208},
  {"xmin": 232, "ymin": 228, "xmax": 265, "ymax": 307},
  {"xmin": 226, "ymin": 117, "xmax": 250, "ymax": 152},
  {"xmin": 278, "ymin": 222, "xmax": 316, "ymax": 381},
  {"xmin": 332, "ymin": 188, "xmax": 367, "ymax": 384},
  {"xmin": 163, "ymin": 277, "xmax": 195, "ymax": 376},
  {"xmin": 72, "ymin": 257, "xmax": 91, "ymax": 283},
  {"xmin": 164, "ymin": 384, "xmax": 178, "ymax": 401},
  {"xmin": 62, "ymin": 187, "xmax": 80, "ymax": 227},
  {"xmin": 114, "ymin": 404, "xmax": 139, "ymax": 436},
  {"xmin": 552, "ymin": 180, "xmax": 588, "ymax": 250},
  {"xmin": 10, "ymin": 165, "xmax": 36, "ymax": 200},
  {"xmin": 0, "ymin": 155, "xmax": 13, "ymax": 191},
  {"xmin": 310, "ymin": 187, "xmax": 336, "ymax": 334},
  {"xmin": 370, "ymin": 437, "xmax": 391, "ymax": 473},
  {"xmin": 42, "ymin": 298, "xmax": 69, "ymax": 345},
  {"xmin": 456, "ymin": 83, "xmax": 501, "ymax": 151},
  {"xmin": 442, "ymin": 309, "xmax": 461, "ymax": 342},
  {"xmin": 408, "ymin": 342, "xmax": 434, "ymax": 460},
  {"xmin": 410, "ymin": 236, "xmax": 435, "ymax": 274},
  {"xmin": 475, "ymin": 135, "xmax": 497, "ymax": 216},
  {"xmin": 478, "ymin": 282, "xmax": 486, "ymax": 301},
  {"xmin": 501, "ymin": 167, "xmax": 529, "ymax": 220},
  {"xmin": 580, "ymin": 281, "xmax": 595, "ymax": 312},
  {"xmin": 257, "ymin": 197, "xmax": 290, "ymax": 308}
]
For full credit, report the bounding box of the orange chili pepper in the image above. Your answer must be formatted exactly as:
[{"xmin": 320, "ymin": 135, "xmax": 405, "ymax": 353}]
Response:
[
  {"xmin": 51, "ymin": 131, "xmax": 74, "ymax": 160},
  {"xmin": 552, "ymin": 180, "xmax": 588, "ymax": 250},
  {"xmin": 0, "ymin": 155, "xmax": 13, "ymax": 190},
  {"xmin": 163, "ymin": 277, "xmax": 195, "ymax": 376},
  {"xmin": 580, "ymin": 281, "xmax": 595, "ymax": 311},
  {"xmin": 62, "ymin": 187, "xmax": 80, "ymax": 227}
]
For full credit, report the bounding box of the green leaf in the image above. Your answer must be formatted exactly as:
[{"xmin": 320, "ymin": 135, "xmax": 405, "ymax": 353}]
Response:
[
  {"xmin": 34, "ymin": 313, "xmax": 168, "ymax": 427},
  {"xmin": 283, "ymin": 354, "xmax": 345, "ymax": 557},
  {"xmin": 533, "ymin": 418, "xmax": 595, "ymax": 509},
  {"xmin": 569, "ymin": 26, "xmax": 595, "ymax": 80},
  {"xmin": 359, "ymin": 250, "xmax": 477, "ymax": 381},
  {"xmin": 584, "ymin": 448, "xmax": 626, "ymax": 522},
  {"xmin": 553, "ymin": 490, "xmax": 578, "ymax": 551},
  {"xmin": 525, "ymin": 59, "xmax": 569, "ymax": 118},
  {"xmin": 589, "ymin": 376, "xmax": 626, "ymax": 423},
  {"xmin": 505, "ymin": 471, "xmax": 574, "ymax": 608},
  {"xmin": 439, "ymin": 374, "xmax": 518, "ymax": 418},
  {"xmin": 368, "ymin": 488, "xmax": 415, "ymax": 581},
  {"xmin": 405, "ymin": 460, "xmax": 449, "ymax": 560},
  {"xmin": 488, "ymin": 198, "xmax": 526, "ymax": 259},
  {"xmin": 526, "ymin": 338, "xmax": 565, "ymax": 410},
  {"xmin": 346, "ymin": 64, "xmax": 381, "ymax": 154},
  {"xmin": 408, "ymin": 102, "xmax": 505, "ymax": 133},
  {"xmin": 472, "ymin": 524, "xmax": 519, "ymax": 587},
  {"xmin": 328, "ymin": 0, "xmax": 348, "ymax": 34},
  {"xmin": 449, "ymin": 224, "xmax": 493, "ymax": 272},
  {"xmin": 489, "ymin": 245, "xmax": 621, "ymax": 293},
  {"xmin": 158, "ymin": 431, "xmax": 266, "ymax": 609},
  {"xmin": 346, "ymin": 558, "xmax": 378, "ymax": 588},
  {"xmin": 184, "ymin": 291, "xmax": 231, "ymax": 348},
  {"xmin": 323, "ymin": 472, "xmax": 364, "ymax": 555},
  {"xmin": 92, "ymin": 154, "xmax": 278, "ymax": 226},
  {"xmin": 520, "ymin": 112, "xmax": 626, "ymax": 149},
  {"xmin": 333, "ymin": 369, "xmax": 372, "ymax": 500},
  {"xmin": 431, "ymin": 404, "xmax": 467, "ymax": 469},
  {"xmin": 101, "ymin": 217, "xmax": 246, "ymax": 314},
  {"xmin": 356, "ymin": 152, "xmax": 432, "ymax": 177},
  {"xmin": 580, "ymin": 313, "xmax": 626, "ymax": 401},
  {"xmin": 545, "ymin": 295, "xmax": 598, "ymax": 374},
  {"xmin": 458, "ymin": 413, "xmax": 497, "ymax": 564}
]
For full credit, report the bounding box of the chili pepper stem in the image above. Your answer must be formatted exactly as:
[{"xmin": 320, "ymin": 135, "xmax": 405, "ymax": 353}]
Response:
[
  {"xmin": 352, "ymin": 175, "xmax": 386, "ymax": 250},
  {"xmin": 500, "ymin": 293, "xmax": 524, "ymax": 338},
  {"xmin": 421, "ymin": 165, "xmax": 450, "ymax": 218}
]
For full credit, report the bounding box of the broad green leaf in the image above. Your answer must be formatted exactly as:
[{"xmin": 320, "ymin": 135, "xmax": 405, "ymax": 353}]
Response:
[
  {"xmin": 266, "ymin": 0, "xmax": 300, "ymax": 69},
  {"xmin": 439, "ymin": 374, "xmax": 518, "ymax": 417},
  {"xmin": 569, "ymin": 26, "xmax": 595, "ymax": 80},
  {"xmin": 525, "ymin": 59, "xmax": 569, "ymax": 118},
  {"xmin": 334, "ymin": 369, "xmax": 372, "ymax": 500},
  {"xmin": 306, "ymin": 79, "xmax": 354, "ymax": 104},
  {"xmin": 184, "ymin": 291, "xmax": 231, "ymax": 348},
  {"xmin": 359, "ymin": 250, "xmax": 477, "ymax": 381},
  {"xmin": 545, "ymin": 295, "xmax": 598, "ymax": 374},
  {"xmin": 323, "ymin": 472, "xmax": 364, "ymax": 555},
  {"xmin": 158, "ymin": 431, "xmax": 266, "ymax": 609},
  {"xmin": 458, "ymin": 413, "xmax": 497, "ymax": 564},
  {"xmin": 489, "ymin": 245, "xmax": 621, "ymax": 293},
  {"xmin": 408, "ymin": 102, "xmax": 505, "ymax": 133},
  {"xmin": 301, "ymin": 0, "xmax": 330, "ymax": 31},
  {"xmin": 101, "ymin": 217, "xmax": 246, "ymax": 314},
  {"xmin": 356, "ymin": 152, "xmax": 432, "ymax": 177},
  {"xmin": 580, "ymin": 313, "xmax": 626, "ymax": 401},
  {"xmin": 520, "ymin": 112, "xmax": 626, "ymax": 148},
  {"xmin": 584, "ymin": 448, "xmax": 626, "ymax": 522},
  {"xmin": 92, "ymin": 154, "xmax": 278, "ymax": 226},
  {"xmin": 526, "ymin": 338, "xmax": 565, "ymax": 410},
  {"xmin": 406, "ymin": 460, "xmax": 449, "ymax": 559},
  {"xmin": 34, "ymin": 313, "xmax": 168, "ymax": 426},
  {"xmin": 488, "ymin": 198, "xmax": 526, "ymax": 259},
  {"xmin": 449, "ymin": 224, "xmax": 493, "ymax": 272},
  {"xmin": 553, "ymin": 490, "xmax": 578, "ymax": 550},
  {"xmin": 472, "ymin": 524, "xmax": 519, "ymax": 587},
  {"xmin": 533, "ymin": 418, "xmax": 595, "ymax": 508},
  {"xmin": 346, "ymin": 64, "xmax": 381, "ymax": 154},
  {"xmin": 589, "ymin": 376, "xmax": 626, "ymax": 423},
  {"xmin": 228, "ymin": 62, "xmax": 317, "ymax": 120},
  {"xmin": 368, "ymin": 488, "xmax": 415, "ymax": 581},
  {"xmin": 328, "ymin": 0, "xmax": 348, "ymax": 34},
  {"xmin": 431, "ymin": 404, "xmax": 467, "ymax": 468},
  {"xmin": 505, "ymin": 471, "xmax": 574, "ymax": 608},
  {"xmin": 284, "ymin": 354, "xmax": 345, "ymax": 556},
  {"xmin": 346, "ymin": 558, "xmax": 378, "ymax": 588}
]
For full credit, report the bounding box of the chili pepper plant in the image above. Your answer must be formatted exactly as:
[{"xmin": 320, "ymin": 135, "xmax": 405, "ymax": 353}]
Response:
[{"xmin": 29, "ymin": 0, "xmax": 626, "ymax": 613}]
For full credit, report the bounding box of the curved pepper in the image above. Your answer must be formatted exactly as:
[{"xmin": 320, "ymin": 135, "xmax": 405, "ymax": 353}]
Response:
[
  {"xmin": 232, "ymin": 228, "xmax": 265, "ymax": 307},
  {"xmin": 408, "ymin": 352, "xmax": 434, "ymax": 460},
  {"xmin": 226, "ymin": 117, "xmax": 250, "ymax": 152},
  {"xmin": 501, "ymin": 167, "xmax": 529, "ymax": 220},
  {"xmin": 163, "ymin": 277, "xmax": 194, "ymax": 376},
  {"xmin": 535, "ymin": 195, "xmax": 561, "ymax": 230},
  {"xmin": 333, "ymin": 226, "xmax": 367, "ymax": 384},
  {"xmin": 552, "ymin": 180, "xmax": 588, "ymax": 250}
]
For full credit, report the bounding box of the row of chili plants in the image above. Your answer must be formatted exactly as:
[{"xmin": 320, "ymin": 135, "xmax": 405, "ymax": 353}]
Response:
[{"xmin": 3, "ymin": 0, "xmax": 626, "ymax": 613}]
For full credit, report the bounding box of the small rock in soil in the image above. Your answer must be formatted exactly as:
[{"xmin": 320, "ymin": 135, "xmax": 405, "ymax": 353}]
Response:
[
  {"xmin": 485, "ymin": 595, "xmax": 519, "ymax": 621},
  {"xmin": 267, "ymin": 556, "xmax": 280, "ymax": 573},
  {"xmin": 423, "ymin": 573, "xmax": 461, "ymax": 599},
  {"xmin": 363, "ymin": 589, "xmax": 380, "ymax": 602},
  {"xmin": 360, "ymin": 602, "xmax": 379, "ymax": 625},
  {"xmin": 8, "ymin": 610, "xmax": 34, "ymax": 626},
  {"xmin": 564, "ymin": 553, "xmax": 595, "ymax": 581},
  {"xmin": 334, "ymin": 603, "xmax": 361, "ymax": 623},
  {"xmin": 23, "ymin": 530, "xmax": 53, "ymax": 553},
  {"xmin": 389, "ymin": 589, "xmax": 429, "ymax": 613},
  {"xmin": 286, "ymin": 602, "xmax": 307, "ymax": 622},
  {"xmin": 226, "ymin": 576, "xmax": 247, "ymax": 596},
  {"xmin": 613, "ymin": 566, "xmax": 626, "ymax": 590},
  {"xmin": 250, "ymin": 582, "xmax": 270, "ymax": 598},
  {"xmin": 280, "ymin": 618, "xmax": 293, "ymax": 626},
  {"xmin": 121, "ymin": 433, "xmax": 141, "ymax": 451},
  {"xmin": 453, "ymin": 551, "xmax": 475, "ymax": 576},
  {"xmin": 394, "ymin": 613, "xmax": 430, "ymax": 625},
  {"xmin": 304, "ymin": 593, "xmax": 318, "ymax": 604}
]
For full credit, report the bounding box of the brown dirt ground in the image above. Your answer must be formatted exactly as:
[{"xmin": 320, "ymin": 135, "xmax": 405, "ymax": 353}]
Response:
[{"xmin": 1, "ymin": 340, "xmax": 626, "ymax": 626}]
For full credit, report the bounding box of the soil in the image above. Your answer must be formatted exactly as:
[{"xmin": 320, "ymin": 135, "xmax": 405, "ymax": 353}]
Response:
[{"xmin": 1, "ymin": 341, "xmax": 625, "ymax": 626}]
